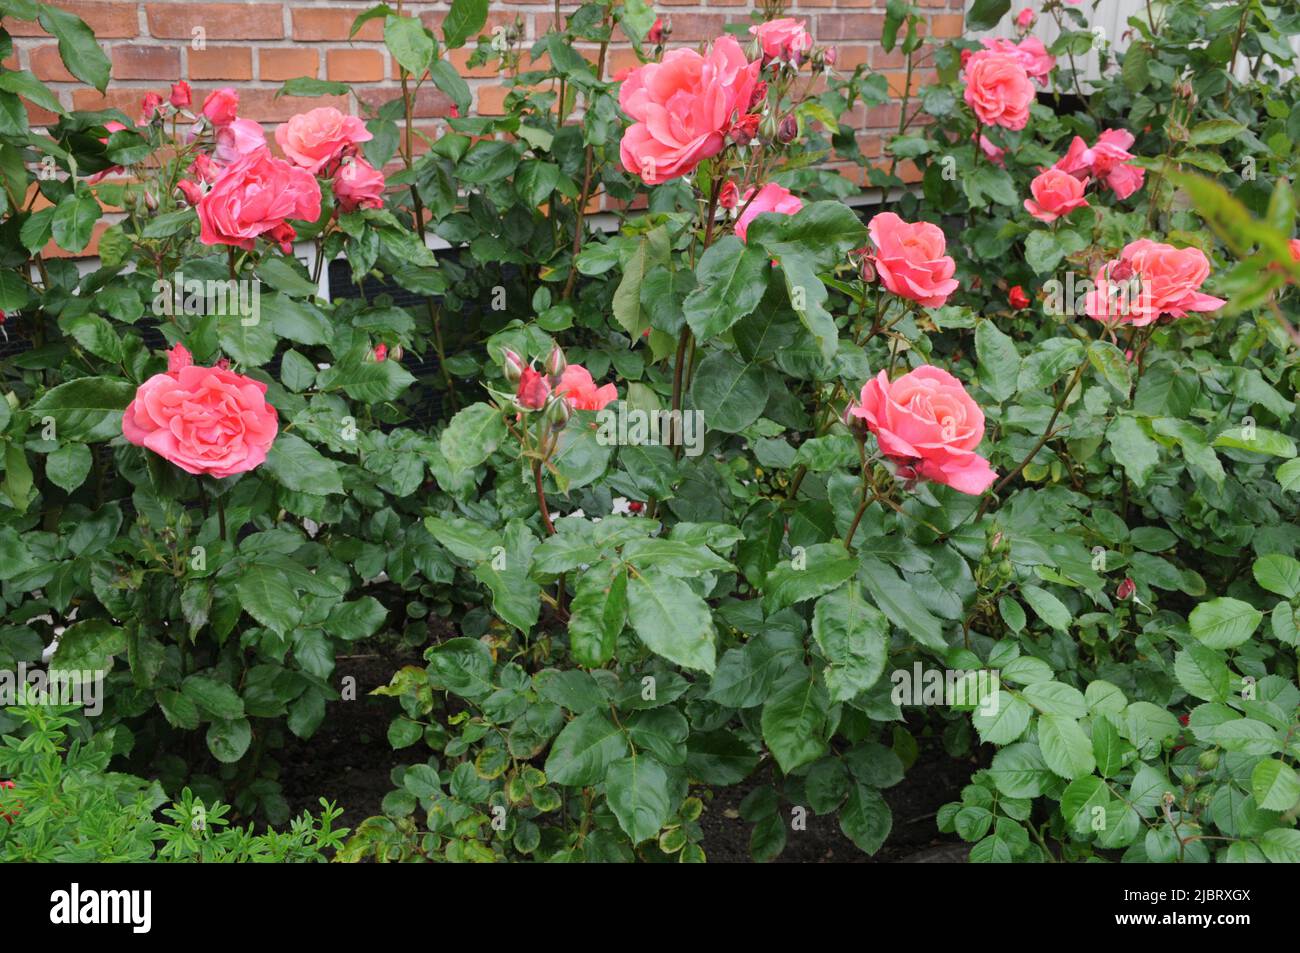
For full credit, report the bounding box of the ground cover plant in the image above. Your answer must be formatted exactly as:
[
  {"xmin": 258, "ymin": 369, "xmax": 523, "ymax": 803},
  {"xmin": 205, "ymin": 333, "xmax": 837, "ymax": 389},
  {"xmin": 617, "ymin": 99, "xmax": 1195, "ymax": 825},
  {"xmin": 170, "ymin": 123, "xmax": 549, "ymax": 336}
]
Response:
[{"xmin": 1, "ymin": 0, "xmax": 1299, "ymax": 864}]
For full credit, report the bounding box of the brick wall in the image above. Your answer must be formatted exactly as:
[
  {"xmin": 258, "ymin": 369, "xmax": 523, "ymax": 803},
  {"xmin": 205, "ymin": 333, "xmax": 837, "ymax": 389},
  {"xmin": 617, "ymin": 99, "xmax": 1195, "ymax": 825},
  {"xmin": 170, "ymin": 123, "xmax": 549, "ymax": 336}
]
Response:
[{"xmin": 6, "ymin": 0, "xmax": 965, "ymax": 224}]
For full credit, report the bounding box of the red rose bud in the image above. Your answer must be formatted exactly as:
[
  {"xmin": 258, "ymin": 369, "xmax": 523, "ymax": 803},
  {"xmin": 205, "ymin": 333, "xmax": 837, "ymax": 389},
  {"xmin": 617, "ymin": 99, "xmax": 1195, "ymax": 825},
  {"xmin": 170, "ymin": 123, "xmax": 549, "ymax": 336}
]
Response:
[
  {"xmin": 648, "ymin": 16, "xmax": 665, "ymax": 44},
  {"xmin": 545, "ymin": 344, "xmax": 567, "ymax": 378},
  {"xmin": 729, "ymin": 113, "xmax": 761, "ymax": 146},
  {"xmin": 169, "ymin": 80, "xmax": 192, "ymax": 109},
  {"xmin": 718, "ymin": 180, "xmax": 739, "ymax": 209},
  {"xmin": 516, "ymin": 366, "xmax": 551, "ymax": 410},
  {"xmin": 176, "ymin": 179, "xmax": 203, "ymax": 206},
  {"xmin": 373, "ymin": 343, "xmax": 388, "ymax": 362},
  {"xmin": 824, "ymin": 47, "xmax": 837, "ymax": 67},
  {"xmin": 1116, "ymin": 577, "xmax": 1136, "ymax": 601},
  {"xmin": 628, "ymin": 501, "xmax": 644, "ymax": 513},
  {"xmin": 1178, "ymin": 713, "xmax": 1190, "ymax": 726},
  {"xmin": 777, "ymin": 114, "xmax": 798, "ymax": 144},
  {"xmin": 748, "ymin": 81, "xmax": 768, "ymax": 111},
  {"xmin": 1008, "ymin": 285, "xmax": 1030, "ymax": 309},
  {"xmin": 850, "ymin": 247, "xmax": 876, "ymax": 283},
  {"xmin": 502, "ymin": 348, "xmax": 525, "ymax": 384},
  {"xmin": 140, "ymin": 91, "xmax": 164, "ymax": 123}
]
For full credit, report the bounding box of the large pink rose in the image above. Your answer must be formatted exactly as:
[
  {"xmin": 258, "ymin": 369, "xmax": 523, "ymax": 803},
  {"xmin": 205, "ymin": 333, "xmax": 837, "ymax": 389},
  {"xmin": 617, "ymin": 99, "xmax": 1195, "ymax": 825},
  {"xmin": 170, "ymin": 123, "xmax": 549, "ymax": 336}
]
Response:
[
  {"xmin": 213, "ymin": 117, "xmax": 267, "ymax": 166},
  {"xmin": 274, "ymin": 107, "xmax": 373, "ymax": 175},
  {"xmin": 1024, "ymin": 168, "xmax": 1089, "ymax": 223},
  {"xmin": 981, "ymin": 36, "xmax": 1055, "ymax": 84},
  {"xmin": 556, "ymin": 365, "xmax": 618, "ymax": 411},
  {"xmin": 1054, "ymin": 129, "xmax": 1146, "ymax": 199},
  {"xmin": 735, "ymin": 182, "xmax": 803, "ymax": 242},
  {"xmin": 122, "ymin": 344, "xmax": 279, "ymax": 478},
  {"xmin": 618, "ymin": 35, "xmax": 760, "ymax": 185},
  {"xmin": 1084, "ymin": 239, "xmax": 1225, "ymax": 326},
  {"xmin": 963, "ymin": 50, "xmax": 1035, "ymax": 130},
  {"xmin": 198, "ymin": 149, "xmax": 322, "ymax": 252},
  {"xmin": 201, "ymin": 87, "xmax": 239, "ymax": 126},
  {"xmin": 850, "ymin": 366, "xmax": 996, "ymax": 495},
  {"xmin": 867, "ymin": 212, "xmax": 959, "ymax": 308},
  {"xmin": 750, "ymin": 17, "xmax": 813, "ymax": 64},
  {"xmin": 333, "ymin": 156, "xmax": 386, "ymax": 212}
]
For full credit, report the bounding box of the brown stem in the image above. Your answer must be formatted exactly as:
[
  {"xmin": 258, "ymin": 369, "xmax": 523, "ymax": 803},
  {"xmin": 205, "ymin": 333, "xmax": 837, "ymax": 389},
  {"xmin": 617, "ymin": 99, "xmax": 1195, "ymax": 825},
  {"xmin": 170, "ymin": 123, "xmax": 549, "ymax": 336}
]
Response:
[{"xmin": 532, "ymin": 459, "xmax": 556, "ymax": 535}]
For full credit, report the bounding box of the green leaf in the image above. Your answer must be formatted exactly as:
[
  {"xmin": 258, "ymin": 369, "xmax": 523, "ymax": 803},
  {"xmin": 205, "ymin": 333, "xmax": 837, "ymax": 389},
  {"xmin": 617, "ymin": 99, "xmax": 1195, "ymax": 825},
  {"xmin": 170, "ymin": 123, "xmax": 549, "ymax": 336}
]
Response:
[
  {"xmin": 37, "ymin": 4, "xmax": 110, "ymax": 91},
  {"xmin": 543, "ymin": 710, "xmax": 628, "ymax": 786},
  {"xmin": 440, "ymin": 402, "xmax": 506, "ymax": 475},
  {"xmin": 1258, "ymin": 828, "xmax": 1300, "ymax": 863},
  {"xmin": 567, "ymin": 564, "xmax": 628, "ymax": 667},
  {"xmin": 50, "ymin": 192, "xmax": 100, "ymax": 253},
  {"xmin": 965, "ymin": 0, "xmax": 1010, "ymax": 31},
  {"xmin": 780, "ymin": 252, "xmax": 838, "ymax": 363},
  {"xmin": 234, "ymin": 569, "xmax": 302, "ymax": 636},
  {"xmin": 689, "ymin": 350, "xmax": 768, "ymax": 434},
  {"xmin": 257, "ymin": 257, "xmax": 320, "ymax": 297},
  {"xmin": 971, "ymin": 691, "xmax": 1032, "ymax": 745},
  {"xmin": 975, "ymin": 320, "xmax": 1020, "ymax": 402},
  {"xmin": 682, "ymin": 236, "xmax": 768, "ymax": 341},
  {"xmin": 1254, "ymin": 554, "xmax": 1300, "ymax": 599},
  {"xmin": 626, "ymin": 568, "xmax": 716, "ymax": 674},
  {"xmin": 182, "ymin": 675, "xmax": 246, "ymax": 720},
  {"xmin": 1189, "ymin": 597, "xmax": 1262, "ymax": 649},
  {"xmin": 207, "ymin": 717, "xmax": 252, "ymax": 763},
  {"xmin": 605, "ymin": 754, "xmax": 672, "ymax": 844},
  {"xmin": 1060, "ymin": 776, "xmax": 1109, "ymax": 834},
  {"xmin": 262, "ymin": 433, "xmax": 344, "ymax": 495},
  {"xmin": 426, "ymin": 637, "xmax": 494, "ymax": 698},
  {"xmin": 1087, "ymin": 340, "xmax": 1131, "ymax": 397},
  {"xmin": 1020, "ymin": 585, "xmax": 1071, "ymax": 632},
  {"xmin": 1251, "ymin": 758, "xmax": 1300, "ymax": 812},
  {"xmin": 385, "ymin": 13, "xmax": 435, "ymax": 75},
  {"xmin": 45, "ymin": 442, "xmax": 92, "ymax": 493},
  {"xmin": 30, "ymin": 377, "xmax": 134, "ymax": 442},
  {"xmin": 428, "ymin": 59, "xmax": 471, "ymax": 116},
  {"xmin": 325, "ymin": 596, "xmax": 388, "ymax": 640},
  {"xmin": 51, "ymin": 619, "xmax": 125, "ymax": 670},
  {"xmin": 811, "ymin": 583, "xmax": 888, "ymax": 702},
  {"xmin": 1213, "ymin": 426, "xmax": 1296, "ymax": 458},
  {"xmin": 442, "ymin": 0, "xmax": 488, "ymax": 48},
  {"xmin": 473, "ymin": 561, "xmax": 541, "ymax": 634},
  {"xmin": 1173, "ymin": 644, "xmax": 1230, "ymax": 702},
  {"xmin": 1107, "ymin": 415, "xmax": 1159, "ymax": 487},
  {"xmin": 1037, "ymin": 714, "xmax": 1095, "ymax": 779},
  {"xmin": 1188, "ymin": 119, "xmax": 1245, "ymax": 146},
  {"xmin": 857, "ymin": 555, "xmax": 946, "ymax": 651},
  {"xmin": 760, "ymin": 671, "xmax": 829, "ymax": 773},
  {"xmin": 763, "ymin": 543, "xmax": 858, "ymax": 615},
  {"xmin": 839, "ymin": 783, "xmax": 892, "ymax": 854}
]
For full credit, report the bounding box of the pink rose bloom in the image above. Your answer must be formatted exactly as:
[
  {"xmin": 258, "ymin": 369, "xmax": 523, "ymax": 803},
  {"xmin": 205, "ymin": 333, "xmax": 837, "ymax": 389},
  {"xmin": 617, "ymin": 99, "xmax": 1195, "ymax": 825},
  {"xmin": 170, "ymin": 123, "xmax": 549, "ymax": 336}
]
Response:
[
  {"xmin": 1016, "ymin": 8, "xmax": 1036, "ymax": 29},
  {"xmin": 735, "ymin": 182, "xmax": 803, "ymax": 242},
  {"xmin": 556, "ymin": 365, "xmax": 618, "ymax": 411},
  {"xmin": 275, "ymin": 107, "xmax": 372, "ymax": 175},
  {"xmin": 618, "ymin": 35, "xmax": 760, "ymax": 185},
  {"xmin": 197, "ymin": 149, "xmax": 322, "ymax": 252},
  {"xmin": 750, "ymin": 17, "xmax": 813, "ymax": 64},
  {"xmin": 973, "ymin": 131, "xmax": 1005, "ymax": 166},
  {"xmin": 176, "ymin": 179, "xmax": 204, "ymax": 206},
  {"xmin": 963, "ymin": 50, "xmax": 1035, "ymax": 130},
  {"xmin": 850, "ymin": 366, "xmax": 996, "ymax": 495},
  {"xmin": 1084, "ymin": 239, "xmax": 1226, "ymax": 326},
  {"xmin": 122, "ymin": 344, "xmax": 279, "ymax": 478},
  {"xmin": 202, "ymin": 88, "xmax": 239, "ymax": 126},
  {"xmin": 1054, "ymin": 129, "xmax": 1146, "ymax": 199},
  {"xmin": 867, "ymin": 212, "xmax": 959, "ymax": 308},
  {"xmin": 140, "ymin": 91, "xmax": 164, "ymax": 123},
  {"xmin": 333, "ymin": 157, "xmax": 386, "ymax": 212},
  {"xmin": 1024, "ymin": 168, "xmax": 1090, "ymax": 222},
  {"xmin": 981, "ymin": 36, "xmax": 1054, "ymax": 84},
  {"xmin": 213, "ymin": 118, "xmax": 267, "ymax": 166}
]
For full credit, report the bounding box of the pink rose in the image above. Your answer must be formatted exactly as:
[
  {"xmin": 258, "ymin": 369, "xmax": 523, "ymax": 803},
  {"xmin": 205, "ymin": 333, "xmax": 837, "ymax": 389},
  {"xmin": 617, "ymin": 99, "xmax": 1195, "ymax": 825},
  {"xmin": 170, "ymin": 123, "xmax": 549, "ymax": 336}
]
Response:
[
  {"xmin": 1054, "ymin": 129, "xmax": 1146, "ymax": 199},
  {"xmin": 1084, "ymin": 239, "xmax": 1226, "ymax": 326},
  {"xmin": 140, "ymin": 91, "xmax": 164, "ymax": 123},
  {"xmin": 735, "ymin": 182, "xmax": 802, "ymax": 243},
  {"xmin": 516, "ymin": 366, "xmax": 551, "ymax": 410},
  {"xmin": 333, "ymin": 157, "xmax": 386, "ymax": 212},
  {"xmin": 274, "ymin": 107, "xmax": 372, "ymax": 175},
  {"xmin": 202, "ymin": 87, "xmax": 239, "ymax": 126},
  {"xmin": 197, "ymin": 149, "xmax": 322, "ymax": 252},
  {"xmin": 1290, "ymin": 239, "xmax": 1300, "ymax": 261},
  {"xmin": 1024, "ymin": 168, "xmax": 1090, "ymax": 222},
  {"xmin": 750, "ymin": 17, "xmax": 813, "ymax": 65},
  {"xmin": 618, "ymin": 35, "xmax": 760, "ymax": 185},
  {"xmin": 1016, "ymin": 8, "xmax": 1036, "ymax": 29},
  {"xmin": 213, "ymin": 118, "xmax": 267, "ymax": 166},
  {"xmin": 122, "ymin": 344, "xmax": 279, "ymax": 478},
  {"xmin": 867, "ymin": 212, "xmax": 959, "ymax": 308},
  {"xmin": 170, "ymin": 81, "xmax": 192, "ymax": 109},
  {"xmin": 850, "ymin": 366, "xmax": 996, "ymax": 495},
  {"xmin": 981, "ymin": 36, "xmax": 1054, "ymax": 84},
  {"xmin": 556, "ymin": 365, "xmax": 618, "ymax": 411},
  {"xmin": 963, "ymin": 50, "xmax": 1035, "ymax": 130},
  {"xmin": 973, "ymin": 131, "xmax": 1005, "ymax": 166}
]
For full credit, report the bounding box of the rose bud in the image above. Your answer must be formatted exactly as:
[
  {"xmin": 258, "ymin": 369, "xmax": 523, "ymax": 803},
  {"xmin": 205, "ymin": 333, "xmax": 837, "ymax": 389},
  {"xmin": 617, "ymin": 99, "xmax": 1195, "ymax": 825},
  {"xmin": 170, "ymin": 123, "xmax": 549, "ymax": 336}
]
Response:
[
  {"xmin": 1008, "ymin": 285, "xmax": 1030, "ymax": 309},
  {"xmin": 648, "ymin": 16, "xmax": 665, "ymax": 44},
  {"xmin": 824, "ymin": 47, "xmax": 836, "ymax": 67},
  {"xmin": 502, "ymin": 348, "xmax": 525, "ymax": 384},
  {"xmin": 389, "ymin": 344, "xmax": 404, "ymax": 362},
  {"xmin": 176, "ymin": 179, "xmax": 203, "ymax": 207},
  {"xmin": 628, "ymin": 500, "xmax": 644, "ymax": 513},
  {"xmin": 1116, "ymin": 577, "xmax": 1136, "ymax": 601},
  {"xmin": 1015, "ymin": 8, "xmax": 1036, "ymax": 30},
  {"xmin": 748, "ymin": 81, "xmax": 768, "ymax": 111},
  {"xmin": 545, "ymin": 344, "xmax": 567, "ymax": 378},
  {"xmin": 718, "ymin": 180, "xmax": 739, "ymax": 209},
  {"xmin": 729, "ymin": 113, "xmax": 761, "ymax": 146},
  {"xmin": 169, "ymin": 80, "xmax": 192, "ymax": 109},
  {"xmin": 140, "ymin": 91, "xmax": 164, "ymax": 123},
  {"xmin": 545, "ymin": 394, "xmax": 572, "ymax": 428},
  {"xmin": 777, "ymin": 114, "xmax": 798, "ymax": 144},
  {"xmin": 373, "ymin": 343, "xmax": 388, "ymax": 362},
  {"xmin": 516, "ymin": 366, "xmax": 551, "ymax": 410}
]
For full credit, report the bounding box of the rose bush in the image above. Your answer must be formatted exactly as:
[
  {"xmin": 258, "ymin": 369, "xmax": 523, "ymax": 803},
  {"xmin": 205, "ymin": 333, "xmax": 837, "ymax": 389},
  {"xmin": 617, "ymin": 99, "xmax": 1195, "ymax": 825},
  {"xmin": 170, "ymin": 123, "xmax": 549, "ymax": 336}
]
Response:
[{"xmin": 1, "ymin": 0, "xmax": 1298, "ymax": 865}]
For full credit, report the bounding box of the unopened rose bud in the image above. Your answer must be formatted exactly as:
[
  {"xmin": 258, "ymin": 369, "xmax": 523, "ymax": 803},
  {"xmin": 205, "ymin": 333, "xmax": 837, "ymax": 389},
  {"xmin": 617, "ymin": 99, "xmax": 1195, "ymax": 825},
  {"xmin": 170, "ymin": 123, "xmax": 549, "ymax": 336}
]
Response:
[
  {"xmin": 1117, "ymin": 577, "xmax": 1136, "ymax": 600},
  {"xmin": 1197, "ymin": 750, "xmax": 1219, "ymax": 771},
  {"xmin": 516, "ymin": 366, "xmax": 550, "ymax": 410},
  {"xmin": 748, "ymin": 81, "xmax": 768, "ymax": 111},
  {"xmin": 718, "ymin": 180, "xmax": 739, "ymax": 209},
  {"xmin": 777, "ymin": 114, "xmax": 798, "ymax": 144},
  {"xmin": 143, "ymin": 190, "xmax": 158, "ymax": 211},
  {"xmin": 502, "ymin": 348, "xmax": 525, "ymax": 384},
  {"xmin": 389, "ymin": 344, "xmax": 404, "ymax": 362},
  {"xmin": 546, "ymin": 395, "xmax": 571, "ymax": 428},
  {"xmin": 373, "ymin": 343, "xmax": 388, "ymax": 362},
  {"xmin": 169, "ymin": 80, "xmax": 192, "ymax": 109},
  {"xmin": 545, "ymin": 344, "xmax": 567, "ymax": 378}
]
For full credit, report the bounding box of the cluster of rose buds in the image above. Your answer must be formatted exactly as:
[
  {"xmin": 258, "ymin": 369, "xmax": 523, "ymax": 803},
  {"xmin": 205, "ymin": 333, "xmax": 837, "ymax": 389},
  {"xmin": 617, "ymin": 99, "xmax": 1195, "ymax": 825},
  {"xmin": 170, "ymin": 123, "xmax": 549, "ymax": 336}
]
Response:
[
  {"xmin": 0, "ymin": 779, "xmax": 18, "ymax": 823},
  {"xmin": 503, "ymin": 345, "xmax": 571, "ymax": 428},
  {"xmin": 140, "ymin": 81, "xmax": 192, "ymax": 125}
]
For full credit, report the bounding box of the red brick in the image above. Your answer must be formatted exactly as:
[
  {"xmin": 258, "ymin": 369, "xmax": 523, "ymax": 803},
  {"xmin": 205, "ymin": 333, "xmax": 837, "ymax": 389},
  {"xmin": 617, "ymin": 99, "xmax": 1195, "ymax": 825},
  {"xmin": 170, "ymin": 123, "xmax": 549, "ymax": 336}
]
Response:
[
  {"xmin": 260, "ymin": 48, "xmax": 319, "ymax": 82},
  {"xmin": 328, "ymin": 49, "xmax": 385, "ymax": 82},
  {"xmin": 817, "ymin": 13, "xmax": 883, "ymax": 40},
  {"xmin": 212, "ymin": 89, "xmax": 347, "ymax": 122},
  {"xmin": 930, "ymin": 14, "xmax": 963, "ymax": 38},
  {"xmin": 189, "ymin": 47, "xmax": 254, "ymax": 81},
  {"xmin": 73, "ymin": 87, "xmax": 159, "ymax": 114},
  {"xmin": 292, "ymin": 8, "xmax": 383, "ymax": 42},
  {"xmin": 444, "ymin": 48, "xmax": 506, "ymax": 80},
  {"xmin": 356, "ymin": 86, "xmax": 451, "ymax": 119},
  {"xmin": 475, "ymin": 83, "xmax": 509, "ymax": 116},
  {"xmin": 28, "ymin": 44, "xmax": 77, "ymax": 83},
  {"xmin": 146, "ymin": 4, "xmax": 284, "ymax": 40},
  {"xmin": 6, "ymin": 2, "xmax": 138, "ymax": 38},
  {"xmin": 111, "ymin": 45, "xmax": 180, "ymax": 80}
]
